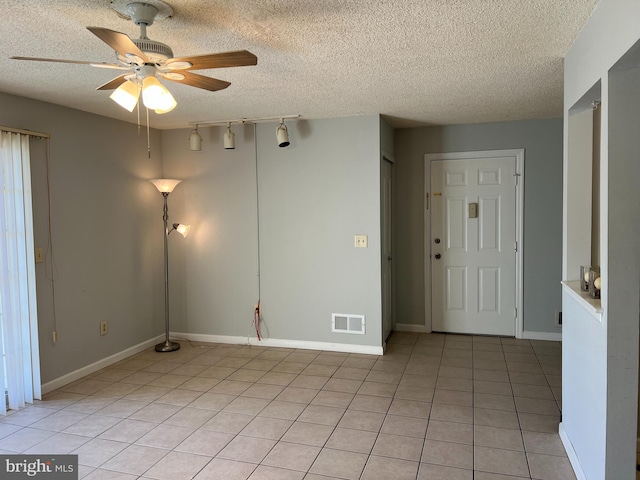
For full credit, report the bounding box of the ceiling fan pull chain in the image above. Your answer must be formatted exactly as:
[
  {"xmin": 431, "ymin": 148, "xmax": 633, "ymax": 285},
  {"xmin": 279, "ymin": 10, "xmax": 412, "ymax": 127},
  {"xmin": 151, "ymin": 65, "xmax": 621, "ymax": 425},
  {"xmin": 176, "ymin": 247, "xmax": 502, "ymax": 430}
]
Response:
[
  {"xmin": 137, "ymin": 79, "xmax": 141, "ymax": 135},
  {"xmin": 146, "ymin": 107, "xmax": 151, "ymax": 159}
]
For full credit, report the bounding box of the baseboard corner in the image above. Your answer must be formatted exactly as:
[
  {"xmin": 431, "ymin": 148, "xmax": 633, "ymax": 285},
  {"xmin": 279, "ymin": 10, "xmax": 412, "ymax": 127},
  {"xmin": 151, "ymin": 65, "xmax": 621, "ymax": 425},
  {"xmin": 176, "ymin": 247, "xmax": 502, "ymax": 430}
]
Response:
[
  {"xmin": 394, "ymin": 323, "xmax": 429, "ymax": 333},
  {"xmin": 559, "ymin": 422, "xmax": 587, "ymax": 480},
  {"xmin": 41, "ymin": 335, "xmax": 164, "ymax": 395},
  {"xmin": 521, "ymin": 330, "xmax": 562, "ymax": 342}
]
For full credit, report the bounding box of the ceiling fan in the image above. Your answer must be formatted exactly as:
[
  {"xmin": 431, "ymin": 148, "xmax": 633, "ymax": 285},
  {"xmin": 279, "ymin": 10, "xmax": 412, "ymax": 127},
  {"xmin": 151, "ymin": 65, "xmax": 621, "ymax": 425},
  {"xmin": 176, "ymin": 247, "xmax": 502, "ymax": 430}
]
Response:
[{"xmin": 10, "ymin": 0, "xmax": 258, "ymax": 114}]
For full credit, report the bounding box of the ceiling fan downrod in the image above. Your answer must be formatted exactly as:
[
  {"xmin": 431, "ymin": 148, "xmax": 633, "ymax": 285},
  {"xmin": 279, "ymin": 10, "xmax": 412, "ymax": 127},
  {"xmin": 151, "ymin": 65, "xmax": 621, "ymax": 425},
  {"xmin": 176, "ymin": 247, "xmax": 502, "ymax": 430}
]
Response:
[{"xmin": 126, "ymin": 2, "xmax": 158, "ymax": 38}]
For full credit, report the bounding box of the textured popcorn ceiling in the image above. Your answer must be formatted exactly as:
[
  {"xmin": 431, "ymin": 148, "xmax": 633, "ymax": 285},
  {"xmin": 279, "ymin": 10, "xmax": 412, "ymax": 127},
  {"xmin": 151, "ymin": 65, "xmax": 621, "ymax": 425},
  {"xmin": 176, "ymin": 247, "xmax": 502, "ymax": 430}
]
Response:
[{"xmin": 0, "ymin": 0, "xmax": 599, "ymax": 129}]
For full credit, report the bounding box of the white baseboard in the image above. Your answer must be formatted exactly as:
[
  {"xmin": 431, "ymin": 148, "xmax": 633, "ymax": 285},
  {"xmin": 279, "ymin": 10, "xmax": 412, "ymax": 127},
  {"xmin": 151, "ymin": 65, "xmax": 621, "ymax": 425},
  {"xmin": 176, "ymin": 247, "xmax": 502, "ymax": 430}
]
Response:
[
  {"xmin": 521, "ymin": 330, "xmax": 563, "ymax": 342},
  {"xmin": 41, "ymin": 335, "xmax": 164, "ymax": 395},
  {"xmin": 172, "ymin": 332, "xmax": 384, "ymax": 356},
  {"xmin": 394, "ymin": 323, "xmax": 429, "ymax": 333},
  {"xmin": 559, "ymin": 422, "xmax": 586, "ymax": 480}
]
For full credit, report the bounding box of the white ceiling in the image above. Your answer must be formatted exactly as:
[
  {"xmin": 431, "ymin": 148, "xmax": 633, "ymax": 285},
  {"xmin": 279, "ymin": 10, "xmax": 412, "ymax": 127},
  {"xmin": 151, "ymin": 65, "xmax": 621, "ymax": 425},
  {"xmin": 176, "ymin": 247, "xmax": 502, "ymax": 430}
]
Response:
[{"xmin": 0, "ymin": 0, "xmax": 599, "ymax": 129}]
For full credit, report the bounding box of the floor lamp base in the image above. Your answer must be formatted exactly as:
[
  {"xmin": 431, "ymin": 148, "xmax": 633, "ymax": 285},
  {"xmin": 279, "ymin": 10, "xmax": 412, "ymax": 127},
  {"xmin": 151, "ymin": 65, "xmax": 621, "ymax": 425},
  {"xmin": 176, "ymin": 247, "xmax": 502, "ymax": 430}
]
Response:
[{"xmin": 155, "ymin": 340, "xmax": 180, "ymax": 352}]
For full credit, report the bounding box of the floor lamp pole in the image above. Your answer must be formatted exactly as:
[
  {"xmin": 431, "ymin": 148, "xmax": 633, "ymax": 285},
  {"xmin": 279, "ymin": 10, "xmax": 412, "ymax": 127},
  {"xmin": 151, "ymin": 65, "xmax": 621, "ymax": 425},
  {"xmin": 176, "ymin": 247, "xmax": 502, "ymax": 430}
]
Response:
[{"xmin": 156, "ymin": 191, "xmax": 180, "ymax": 352}]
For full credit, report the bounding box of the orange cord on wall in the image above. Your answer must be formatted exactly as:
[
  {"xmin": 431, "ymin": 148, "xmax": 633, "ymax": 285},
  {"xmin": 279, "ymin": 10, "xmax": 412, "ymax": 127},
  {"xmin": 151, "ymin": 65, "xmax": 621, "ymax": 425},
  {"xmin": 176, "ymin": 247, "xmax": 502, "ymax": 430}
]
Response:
[{"xmin": 254, "ymin": 301, "xmax": 262, "ymax": 341}]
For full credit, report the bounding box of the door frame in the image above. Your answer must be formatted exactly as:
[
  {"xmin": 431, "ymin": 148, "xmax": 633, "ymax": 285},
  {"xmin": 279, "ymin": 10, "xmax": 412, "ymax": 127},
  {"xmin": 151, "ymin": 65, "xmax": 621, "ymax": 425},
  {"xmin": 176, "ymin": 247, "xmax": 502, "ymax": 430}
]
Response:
[
  {"xmin": 424, "ymin": 149, "xmax": 525, "ymax": 338},
  {"xmin": 381, "ymin": 151, "xmax": 395, "ymax": 348}
]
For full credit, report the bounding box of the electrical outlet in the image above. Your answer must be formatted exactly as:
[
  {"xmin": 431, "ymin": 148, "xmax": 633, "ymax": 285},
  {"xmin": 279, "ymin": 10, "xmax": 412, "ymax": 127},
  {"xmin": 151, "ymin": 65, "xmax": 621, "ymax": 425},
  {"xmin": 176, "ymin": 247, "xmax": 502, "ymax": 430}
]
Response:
[
  {"xmin": 354, "ymin": 234, "xmax": 368, "ymax": 248},
  {"xmin": 555, "ymin": 311, "xmax": 562, "ymax": 327},
  {"xmin": 100, "ymin": 320, "xmax": 108, "ymax": 336}
]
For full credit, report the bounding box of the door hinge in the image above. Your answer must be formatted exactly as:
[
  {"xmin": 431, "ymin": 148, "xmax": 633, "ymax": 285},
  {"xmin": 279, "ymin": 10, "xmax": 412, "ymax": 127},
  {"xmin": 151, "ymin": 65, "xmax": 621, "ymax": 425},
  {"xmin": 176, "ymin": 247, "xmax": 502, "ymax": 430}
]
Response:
[
  {"xmin": 514, "ymin": 241, "xmax": 518, "ymax": 252},
  {"xmin": 514, "ymin": 307, "xmax": 518, "ymax": 318},
  {"xmin": 513, "ymin": 173, "xmax": 521, "ymax": 185}
]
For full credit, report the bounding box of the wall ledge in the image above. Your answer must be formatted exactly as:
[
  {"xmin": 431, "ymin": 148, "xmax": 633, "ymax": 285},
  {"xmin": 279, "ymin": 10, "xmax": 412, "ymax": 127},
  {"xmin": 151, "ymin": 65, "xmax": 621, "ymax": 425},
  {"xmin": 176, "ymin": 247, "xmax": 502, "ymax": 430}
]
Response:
[
  {"xmin": 562, "ymin": 280, "xmax": 603, "ymax": 322},
  {"xmin": 173, "ymin": 332, "xmax": 384, "ymax": 356}
]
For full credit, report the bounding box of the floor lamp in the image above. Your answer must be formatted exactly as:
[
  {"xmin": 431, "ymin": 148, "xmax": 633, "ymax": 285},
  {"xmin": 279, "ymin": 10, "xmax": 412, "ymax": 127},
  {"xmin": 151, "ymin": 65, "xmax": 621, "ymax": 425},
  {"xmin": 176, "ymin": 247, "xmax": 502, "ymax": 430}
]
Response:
[{"xmin": 150, "ymin": 179, "xmax": 190, "ymax": 352}]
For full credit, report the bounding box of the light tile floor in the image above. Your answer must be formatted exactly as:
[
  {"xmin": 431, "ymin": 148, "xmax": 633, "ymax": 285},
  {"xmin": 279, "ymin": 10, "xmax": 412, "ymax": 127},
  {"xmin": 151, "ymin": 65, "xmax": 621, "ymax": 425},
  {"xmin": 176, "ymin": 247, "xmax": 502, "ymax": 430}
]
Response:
[{"xmin": 0, "ymin": 332, "xmax": 576, "ymax": 480}]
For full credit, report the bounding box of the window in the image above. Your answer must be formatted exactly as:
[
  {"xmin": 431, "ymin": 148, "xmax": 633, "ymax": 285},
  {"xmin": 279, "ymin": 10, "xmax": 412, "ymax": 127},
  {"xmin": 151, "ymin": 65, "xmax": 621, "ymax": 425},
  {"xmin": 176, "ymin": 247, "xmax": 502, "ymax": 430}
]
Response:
[{"xmin": 0, "ymin": 130, "xmax": 42, "ymax": 413}]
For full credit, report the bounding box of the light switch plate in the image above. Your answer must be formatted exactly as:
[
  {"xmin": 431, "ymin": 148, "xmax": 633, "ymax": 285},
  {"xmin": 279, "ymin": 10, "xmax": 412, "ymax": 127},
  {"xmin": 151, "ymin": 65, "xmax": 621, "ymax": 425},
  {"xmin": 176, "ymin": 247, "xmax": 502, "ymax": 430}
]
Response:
[{"xmin": 354, "ymin": 234, "xmax": 368, "ymax": 248}]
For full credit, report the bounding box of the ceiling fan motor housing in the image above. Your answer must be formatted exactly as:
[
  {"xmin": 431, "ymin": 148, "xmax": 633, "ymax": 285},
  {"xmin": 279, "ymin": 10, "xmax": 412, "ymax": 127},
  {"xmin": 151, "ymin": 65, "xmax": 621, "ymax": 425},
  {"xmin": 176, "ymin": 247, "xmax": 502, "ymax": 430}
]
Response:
[{"xmin": 129, "ymin": 38, "xmax": 174, "ymax": 63}]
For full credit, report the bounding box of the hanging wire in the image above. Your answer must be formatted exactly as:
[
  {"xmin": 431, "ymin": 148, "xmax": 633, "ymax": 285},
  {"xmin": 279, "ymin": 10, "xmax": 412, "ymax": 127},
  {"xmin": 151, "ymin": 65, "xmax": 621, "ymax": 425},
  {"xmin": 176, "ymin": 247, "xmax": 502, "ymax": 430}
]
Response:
[
  {"xmin": 248, "ymin": 123, "xmax": 264, "ymax": 344},
  {"xmin": 44, "ymin": 138, "xmax": 59, "ymax": 340}
]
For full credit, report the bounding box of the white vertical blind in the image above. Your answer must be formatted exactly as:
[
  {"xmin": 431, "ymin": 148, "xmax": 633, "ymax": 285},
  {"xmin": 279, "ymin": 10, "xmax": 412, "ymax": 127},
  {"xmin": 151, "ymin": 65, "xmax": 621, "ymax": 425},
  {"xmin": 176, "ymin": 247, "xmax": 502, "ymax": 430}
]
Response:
[{"xmin": 0, "ymin": 131, "xmax": 41, "ymax": 414}]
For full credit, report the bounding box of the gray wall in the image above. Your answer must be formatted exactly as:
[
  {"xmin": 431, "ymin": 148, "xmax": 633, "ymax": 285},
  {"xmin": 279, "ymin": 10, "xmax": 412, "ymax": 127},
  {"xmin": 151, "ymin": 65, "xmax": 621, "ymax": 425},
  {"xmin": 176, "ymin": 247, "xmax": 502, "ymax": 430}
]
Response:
[
  {"xmin": 0, "ymin": 92, "xmax": 164, "ymax": 384},
  {"xmin": 160, "ymin": 124, "xmax": 260, "ymax": 336},
  {"xmin": 161, "ymin": 115, "xmax": 384, "ymax": 347},
  {"xmin": 394, "ymin": 118, "xmax": 563, "ymax": 334}
]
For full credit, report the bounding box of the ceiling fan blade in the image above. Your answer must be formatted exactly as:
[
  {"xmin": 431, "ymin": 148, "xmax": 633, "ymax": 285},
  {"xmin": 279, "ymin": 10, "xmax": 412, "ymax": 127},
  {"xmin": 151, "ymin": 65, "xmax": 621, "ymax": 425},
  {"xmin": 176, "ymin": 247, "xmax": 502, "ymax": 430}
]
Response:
[
  {"xmin": 166, "ymin": 50, "xmax": 257, "ymax": 71},
  {"xmin": 87, "ymin": 27, "xmax": 149, "ymax": 64},
  {"xmin": 10, "ymin": 56, "xmax": 127, "ymax": 69},
  {"xmin": 161, "ymin": 71, "xmax": 230, "ymax": 92},
  {"xmin": 96, "ymin": 74, "xmax": 129, "ymax": 91}
]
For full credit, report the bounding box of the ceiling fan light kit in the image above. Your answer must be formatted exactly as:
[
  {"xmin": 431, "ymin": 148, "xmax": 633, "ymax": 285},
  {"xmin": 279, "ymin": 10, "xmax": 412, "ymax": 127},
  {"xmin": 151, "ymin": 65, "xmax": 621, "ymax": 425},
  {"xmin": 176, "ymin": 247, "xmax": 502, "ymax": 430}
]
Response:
[
  {"xmin": 141, "ymin": 75, "xmax": 176, "ymax": 112},
  {"xmin": 10, "ymin": 0, "xmax": 258, "ymax": 116},
  {"xmin": 110, "ymin": 80, "xmax": 139, "ymax": 112}
]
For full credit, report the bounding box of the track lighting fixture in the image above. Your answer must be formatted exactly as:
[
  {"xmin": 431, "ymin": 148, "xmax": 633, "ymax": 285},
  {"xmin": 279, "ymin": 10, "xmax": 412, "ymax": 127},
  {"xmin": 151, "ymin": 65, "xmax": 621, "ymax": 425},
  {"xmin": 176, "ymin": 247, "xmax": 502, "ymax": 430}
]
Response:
[
  {"xmin": 224, "ymin": 123, "xmax": 235, "ymax": 150},
  {"xmin": 186, "ymin": 115, "xmax": 300, "ymax": 151},
  {"xmin": 189, "ymin": 125, "xmax": 202, "ymax": 151},
  {"xmin": 276, "ymin": 119, "xmax": 290, "ymax": 148}
]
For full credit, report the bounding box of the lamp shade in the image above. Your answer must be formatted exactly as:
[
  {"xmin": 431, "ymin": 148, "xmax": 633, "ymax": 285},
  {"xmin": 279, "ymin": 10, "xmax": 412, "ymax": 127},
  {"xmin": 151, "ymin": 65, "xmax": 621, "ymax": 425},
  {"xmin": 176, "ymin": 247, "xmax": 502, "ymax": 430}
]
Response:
[
  {"xmin": 110, "ymin": 80, "xmax": 139, "ymax": 112},
  {"xmin": 142, "ymin": 76, "xmax": 176, "ymax": 111},
  {"xmin": 155, "ymin": 94, "xmax": 177, "ymax": 114},
  {"xmin": 174, "ymin": 223, "xmax": 191, "ymax": 237},
  {"xmin": 150, "ymin": 178, "xmax": 181, "ymax": 193}
]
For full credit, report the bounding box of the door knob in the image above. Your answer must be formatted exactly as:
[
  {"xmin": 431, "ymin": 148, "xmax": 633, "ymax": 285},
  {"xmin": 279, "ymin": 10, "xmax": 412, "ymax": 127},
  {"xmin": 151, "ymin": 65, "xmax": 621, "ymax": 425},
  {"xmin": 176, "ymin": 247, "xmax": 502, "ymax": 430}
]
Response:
[
  {"xmin": 434, "ymin": 238, "xmax": 441, "ymax": 244},
  {"xmin": 434, "ymin": 253, "xmax": 441, "ymax": 259}
]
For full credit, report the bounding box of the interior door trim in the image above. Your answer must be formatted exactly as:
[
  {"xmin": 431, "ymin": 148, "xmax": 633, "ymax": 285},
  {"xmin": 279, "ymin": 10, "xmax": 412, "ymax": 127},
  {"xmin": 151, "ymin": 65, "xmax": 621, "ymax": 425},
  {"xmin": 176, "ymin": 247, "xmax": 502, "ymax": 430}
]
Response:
[{"xmin": 423, "ymin": 149, "xmax": 524, "ymax": 338}]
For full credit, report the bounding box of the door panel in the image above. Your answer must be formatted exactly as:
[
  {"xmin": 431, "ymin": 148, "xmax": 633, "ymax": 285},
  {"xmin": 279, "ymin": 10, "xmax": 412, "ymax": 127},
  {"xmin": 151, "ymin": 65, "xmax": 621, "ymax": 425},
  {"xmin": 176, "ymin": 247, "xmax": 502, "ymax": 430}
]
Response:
[
  {"xmin": 479, "ymin": 196, "xmax": 500, "ymax": 251},
  {"xmin": 431, "ymin": 156, "xmax": 516, "ymax": 336},
  {"xmin": 446, "ymin": 197, "xmax": 467, "ymax": 251},
  {"xmin": 446, "ymin": 267, "xmax": 467, "ymax": 311}
]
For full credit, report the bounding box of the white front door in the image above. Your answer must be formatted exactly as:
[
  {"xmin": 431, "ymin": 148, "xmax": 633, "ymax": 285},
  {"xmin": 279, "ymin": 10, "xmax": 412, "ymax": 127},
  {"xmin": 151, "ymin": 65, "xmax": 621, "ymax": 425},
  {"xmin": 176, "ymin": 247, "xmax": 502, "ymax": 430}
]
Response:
[{"xmin": 430, "ymin": 155, "xmax": 518, "ymax": 336}]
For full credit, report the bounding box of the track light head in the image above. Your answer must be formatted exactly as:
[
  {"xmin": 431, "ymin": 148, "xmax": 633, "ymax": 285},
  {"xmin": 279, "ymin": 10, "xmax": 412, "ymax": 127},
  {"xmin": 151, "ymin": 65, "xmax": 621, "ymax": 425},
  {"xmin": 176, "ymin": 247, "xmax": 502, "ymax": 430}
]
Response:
[
  {"xmin": 189, "ymin": 125, "xmax": 202, "ymax": 151},
  {"xmin": 276, "ymin": 119, "xmax": 290, "ymax": 148},
  {"xmin": 224, "ymin": 123, "xmax": 235, "ymax": 150}
]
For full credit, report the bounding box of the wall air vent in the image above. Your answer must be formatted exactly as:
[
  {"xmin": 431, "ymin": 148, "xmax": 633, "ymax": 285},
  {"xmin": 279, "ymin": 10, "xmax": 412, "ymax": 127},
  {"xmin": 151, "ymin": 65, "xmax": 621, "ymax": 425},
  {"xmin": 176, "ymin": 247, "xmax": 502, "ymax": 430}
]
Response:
[{"xmin": 332, "ymin": 313, "xmax": 365, "ymax": 335}]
